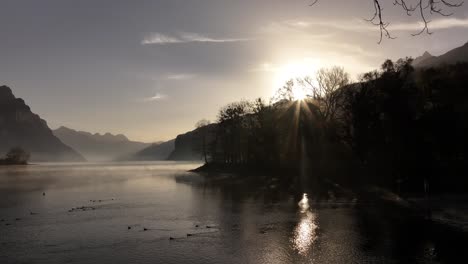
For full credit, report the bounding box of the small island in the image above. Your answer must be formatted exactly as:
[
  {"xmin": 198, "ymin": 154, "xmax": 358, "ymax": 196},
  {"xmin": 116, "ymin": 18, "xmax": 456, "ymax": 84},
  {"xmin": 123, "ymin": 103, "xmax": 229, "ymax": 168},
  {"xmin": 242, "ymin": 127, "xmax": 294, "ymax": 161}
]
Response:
[{"xmin": 0, "ymin": 147, "xmax": 30, "ymax": 165}]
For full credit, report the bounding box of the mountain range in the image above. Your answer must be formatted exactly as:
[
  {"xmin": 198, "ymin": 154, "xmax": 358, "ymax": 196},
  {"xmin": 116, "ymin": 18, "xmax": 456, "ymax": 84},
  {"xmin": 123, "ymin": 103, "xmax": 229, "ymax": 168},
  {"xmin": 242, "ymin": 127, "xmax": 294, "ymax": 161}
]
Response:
[
  {"xmin": 2, "ymin": 42, "xmax": 467, "ymax": 162},
  {"xmin": 53, "ymin": 126, "xmax": 152, "ymax": 161},
  {"xmin": 413, "ymin": 41, "xmax": 468, "ymax": 68},
  {"xmin": 0, "ymin": 85, "xmax": 85, "ymax": 162},
  {"xmin": 125, "ymin": 124, "xmax": 218, "ymax": 161},
  {"xmin": 128, "ymin": 139, "xmax": 176, "ymax": 161}
]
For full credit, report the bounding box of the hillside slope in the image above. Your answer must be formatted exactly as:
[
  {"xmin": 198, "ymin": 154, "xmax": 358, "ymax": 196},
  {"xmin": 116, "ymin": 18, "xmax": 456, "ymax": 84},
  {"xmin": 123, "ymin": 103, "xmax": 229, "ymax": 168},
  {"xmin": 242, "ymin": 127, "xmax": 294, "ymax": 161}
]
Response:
[{"xmin": 0, "ymin": 86, "xmax": 85, "ymax": 162}]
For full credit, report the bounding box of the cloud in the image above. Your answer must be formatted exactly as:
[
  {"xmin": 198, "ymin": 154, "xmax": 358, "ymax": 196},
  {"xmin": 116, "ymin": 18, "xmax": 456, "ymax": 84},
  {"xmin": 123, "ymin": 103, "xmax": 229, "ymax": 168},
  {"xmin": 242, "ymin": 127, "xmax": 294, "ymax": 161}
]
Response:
[
  {"xmin": 261, "ymin": 19, "xmax": 372, "ymax": 34},
  {"xmin": 142, "ymin": 32, "xmax": 249, "ymax": 45},
  {"xmin": 249, "ymin": 63, "xmax": 280, "ymax": 73},
  {"xmin": 178, "ymin": 32, "xmax": 249, "ymax": 43},
  {"xmin": 279, "ymin": 17, "xmax": 468, "ymax": 33},
  {"xmin": 259, "ymin": 20, "xmax": 381, "ymax": 58},
  {"xmin": 166, "ymin": 74, "xmax": 196, "ymax": 80},
  {"xmin": 284, "ymin": 20, "xmax": 311, "ymax": 28},
  {"xmin": 389, "ymin": 17, "xmax": 468, "ymax": 31},
  {"xmin": 141, "ymin": 33, "xmax": 182, "ymax": 45},
  {"xmin": 144, "ymin": 93, "xmax": 168, "ymax": 102},
  {"xmin": 288, "ymin": 18, "xmax": 374, "ymax": 33}
]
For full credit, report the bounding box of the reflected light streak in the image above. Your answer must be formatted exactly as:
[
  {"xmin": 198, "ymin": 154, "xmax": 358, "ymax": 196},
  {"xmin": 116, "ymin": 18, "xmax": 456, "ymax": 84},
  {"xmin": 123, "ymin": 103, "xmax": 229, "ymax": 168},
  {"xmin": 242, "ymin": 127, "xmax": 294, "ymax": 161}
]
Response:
[
  {"xmin": 292, "ymin": 193, "xmax": 318, "ymax": 255},
  {"xmin": 298, "ymin": 193, "xmax": 310, "ymax": 212}
]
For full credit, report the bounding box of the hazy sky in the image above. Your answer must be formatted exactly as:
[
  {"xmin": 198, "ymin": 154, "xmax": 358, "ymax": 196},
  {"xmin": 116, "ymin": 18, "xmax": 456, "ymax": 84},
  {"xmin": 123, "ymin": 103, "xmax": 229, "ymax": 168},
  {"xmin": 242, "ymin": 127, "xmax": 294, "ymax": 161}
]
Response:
[{"xmin": 2, "ymin": 0, "xmax": 468, "ymax": 142}]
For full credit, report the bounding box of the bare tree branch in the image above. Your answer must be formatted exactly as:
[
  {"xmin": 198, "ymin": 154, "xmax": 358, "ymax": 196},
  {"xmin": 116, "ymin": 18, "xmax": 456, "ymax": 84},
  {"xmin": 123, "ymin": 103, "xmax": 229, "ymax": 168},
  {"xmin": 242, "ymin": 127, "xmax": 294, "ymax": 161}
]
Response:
[
  {"xmin": 309, "ymin": 0, "xmax": 319, "ymax": 6},
  {"xmin": 365, "ymin": 0, "xmax": 396, "ymax": 44},
  {"xmin": 309, "ymin": 0, "xmax": 464, "ymax": 43}
]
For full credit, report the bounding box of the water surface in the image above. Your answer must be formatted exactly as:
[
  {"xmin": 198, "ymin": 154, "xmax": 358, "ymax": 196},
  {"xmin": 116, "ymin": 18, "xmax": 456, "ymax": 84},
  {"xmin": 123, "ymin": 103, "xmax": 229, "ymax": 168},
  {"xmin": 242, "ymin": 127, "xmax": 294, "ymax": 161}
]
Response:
[{"xmin": 1, "ymin": 162, "xmax": 467, "ymax": 263}]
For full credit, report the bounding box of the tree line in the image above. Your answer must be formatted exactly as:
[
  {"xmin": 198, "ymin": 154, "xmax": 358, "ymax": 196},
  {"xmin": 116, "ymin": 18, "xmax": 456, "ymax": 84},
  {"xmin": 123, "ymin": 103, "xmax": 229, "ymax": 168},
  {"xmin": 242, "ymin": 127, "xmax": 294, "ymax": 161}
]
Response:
[{"xmin": 196, "ymin": 59, "xmax": 468, "ymax": 193}]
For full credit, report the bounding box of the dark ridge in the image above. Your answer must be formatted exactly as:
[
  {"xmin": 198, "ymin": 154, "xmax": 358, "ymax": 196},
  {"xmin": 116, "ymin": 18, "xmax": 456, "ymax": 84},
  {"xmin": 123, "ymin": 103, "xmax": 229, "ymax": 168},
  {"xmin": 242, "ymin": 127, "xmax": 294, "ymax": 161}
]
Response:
[{"xmin": 0, "ymin": 85, "xmax": 85, "ymax": 162}]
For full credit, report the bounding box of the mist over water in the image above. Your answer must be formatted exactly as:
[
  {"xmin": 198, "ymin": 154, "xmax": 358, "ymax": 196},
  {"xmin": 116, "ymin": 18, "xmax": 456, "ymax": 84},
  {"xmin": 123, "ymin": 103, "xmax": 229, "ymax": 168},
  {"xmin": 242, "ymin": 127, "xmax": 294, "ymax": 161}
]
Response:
[{"xmin": 1, "ymin": 162, "xmax": 467, "ymax": 264}]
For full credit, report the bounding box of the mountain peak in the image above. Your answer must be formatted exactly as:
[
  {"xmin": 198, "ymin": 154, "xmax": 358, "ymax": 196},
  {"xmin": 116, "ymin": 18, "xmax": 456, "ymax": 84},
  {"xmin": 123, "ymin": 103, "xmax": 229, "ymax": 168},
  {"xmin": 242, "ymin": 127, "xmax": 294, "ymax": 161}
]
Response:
[
  {"xmin": 0, "ymin": 85, "xmax": 12, "ymax": 93},
  {"xmin": 412, "ymin": 51, "xmax": 435, "ymax": 66},
  {"xmin": 0, "ymin": 85, "xmax": 15, "ymax": 102},
  {"xmin": 56, "ymin": 126, "xmax": 73, "ymax": 132},
  {"xmin": 102, "ymin": 132, "xmax": 129, "ymax": 142},
  {"xmin": 414, "ymin": 41, "xmax": 468, "ymax": 68},
  {"xmin": 53, "ymin": 127, "xmax": 151, "ymax": 161},
  {"xmin": 422, "ymin": 51, "xmax": 432, "ymax": 57},
  {"xmin": 55, "ymin": 127, "xmax": 130, "ymax": 142}
]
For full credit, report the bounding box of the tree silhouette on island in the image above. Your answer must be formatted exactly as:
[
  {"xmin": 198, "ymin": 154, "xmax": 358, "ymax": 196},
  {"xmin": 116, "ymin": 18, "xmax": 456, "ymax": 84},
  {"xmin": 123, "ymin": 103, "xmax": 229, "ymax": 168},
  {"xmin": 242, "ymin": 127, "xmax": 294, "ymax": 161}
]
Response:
[{"xmin": 0, "ymin": 147, "xmax": 30, "ymax": 165}]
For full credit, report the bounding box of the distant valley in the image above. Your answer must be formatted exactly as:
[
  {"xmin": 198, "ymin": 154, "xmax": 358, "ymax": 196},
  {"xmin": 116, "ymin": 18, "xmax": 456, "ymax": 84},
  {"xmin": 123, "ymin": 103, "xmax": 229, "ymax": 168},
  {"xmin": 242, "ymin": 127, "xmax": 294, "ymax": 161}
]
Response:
[
  {"xmin": 53, "ymin": 126, "xmax": 153, "ymax": 161},
  {"xmin": 0, "ymin": 83, "xmax": 203, "ymax": 162},
  {"xmin": 128, "ymin": 139, "xmax": 176, "ymax": 161},
  {"xmin": 52, "ymin": 126, "xmax": 205, "ymax": 162}
]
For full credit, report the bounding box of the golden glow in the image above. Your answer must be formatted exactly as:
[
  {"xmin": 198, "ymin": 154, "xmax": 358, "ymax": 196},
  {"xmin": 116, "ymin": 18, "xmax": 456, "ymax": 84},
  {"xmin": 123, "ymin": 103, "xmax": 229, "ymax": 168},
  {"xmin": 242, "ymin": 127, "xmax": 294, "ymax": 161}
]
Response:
[
  {"xmin": 292, "ymin": 86, "xmax": 307, "ymax": 101},
  {"xmin": 273, "ymin": 57, "xmax": 321, "ymax": 90}
]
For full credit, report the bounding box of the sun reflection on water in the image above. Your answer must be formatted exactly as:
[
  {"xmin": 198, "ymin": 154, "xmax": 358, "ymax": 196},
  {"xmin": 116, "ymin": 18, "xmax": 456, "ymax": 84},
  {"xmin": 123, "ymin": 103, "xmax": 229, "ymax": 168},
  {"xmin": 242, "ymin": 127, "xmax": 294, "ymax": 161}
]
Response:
[
  {"xmin": 298, "ymin": 193, "xmax": 310, "ymax": 212},
  {"xmin": 292, "ymin": 193, "xmax": 318, "ymax": 255}
]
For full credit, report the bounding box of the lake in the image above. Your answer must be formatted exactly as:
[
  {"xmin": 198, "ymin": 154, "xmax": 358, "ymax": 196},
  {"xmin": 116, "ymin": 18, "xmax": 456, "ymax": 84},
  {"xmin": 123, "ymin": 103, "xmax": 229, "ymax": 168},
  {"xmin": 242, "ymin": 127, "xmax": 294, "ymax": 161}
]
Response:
[{"xmin": 1, "ymin": 162, "xmax": 467, "ymax": 263}]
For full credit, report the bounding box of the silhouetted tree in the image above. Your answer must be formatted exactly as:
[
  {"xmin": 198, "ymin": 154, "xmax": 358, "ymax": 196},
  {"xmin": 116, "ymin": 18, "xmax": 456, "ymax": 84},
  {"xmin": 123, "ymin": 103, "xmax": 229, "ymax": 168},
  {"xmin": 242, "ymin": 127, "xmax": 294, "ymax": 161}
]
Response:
[
  {"xmin": 301, "ymin": 66, "xmax": 350, "ymax": 123},
  {"xmin": 4, "ymin": 147, "xmax": 30, "ymax": 165},
  {"xmin": 215, "ymin": 100, "xmax": 252, "ymax": 164},
  {"xmin": 207, "ymin": 59, "xmax": 468, "ymax": 193},
  {"xmin": 195, "ymin": 119, "xmax": 211, "ymax": 163},
  {"xmin": 272, "ymin": 79, "xmax": 296, "ymax": 102}
]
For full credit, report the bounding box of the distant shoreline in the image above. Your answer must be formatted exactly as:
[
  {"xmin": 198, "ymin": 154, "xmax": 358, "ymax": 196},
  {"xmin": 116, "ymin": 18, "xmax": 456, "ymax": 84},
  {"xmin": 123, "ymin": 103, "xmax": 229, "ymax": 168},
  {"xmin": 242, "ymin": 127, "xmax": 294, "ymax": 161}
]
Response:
[
  {"xmin": 189, "ymin": 162, "xmax": 296, "ymax": 176},
  {"xmin": 0, "ymin": 160, "xmax": 28, "ymax": 166},
  {"xmin": 190, "ymin": 163, "xmax": 457, "ymax": 226}
]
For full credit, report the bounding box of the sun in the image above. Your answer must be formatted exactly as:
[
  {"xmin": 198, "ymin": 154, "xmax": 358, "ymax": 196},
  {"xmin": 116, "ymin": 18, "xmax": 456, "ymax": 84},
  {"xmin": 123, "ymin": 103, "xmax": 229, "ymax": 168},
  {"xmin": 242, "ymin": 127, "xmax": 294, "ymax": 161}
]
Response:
[
  {"xmin": 273, "ymin": 58, "xmax": 321, "ymax": 100},
  {"xmin": 292, "ymin": 86, "xmax": 307, "ymax": 101}
]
